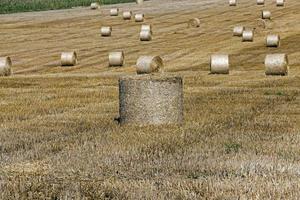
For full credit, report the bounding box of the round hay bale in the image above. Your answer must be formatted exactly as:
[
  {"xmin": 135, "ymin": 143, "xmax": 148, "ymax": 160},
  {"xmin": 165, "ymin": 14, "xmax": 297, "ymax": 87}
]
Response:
[
  {"xmin": 90, "ymin": 2, "xmax": 100, "ymax": 10},
  {"xmin": 123, "ymin": 11, "xmax": 132, "ymax": 20},
  {"xmin": 233, "ymin": 26, "xmax": 245, "ymax": 36},
  {"xmin": 109, "ymin": 52, "xmax": 124, "ymax": 67},
  {"xmin": 136, "ymin": 0, "xmax": 144, "ymax": 4},
  {"xmin": 0, "ymin": 57, "xmax": 12, "ymax": 76},
  {"xmin": 140, "ymin": 30, "xmax": 152, "ymax": 41},
  {"xmin": 276, "ymin": 0, "xmax": 284, "ymax": 6},
  {"xmin": 141, "ymin": 24, "xmax": 152, "ymax": 33},
  {"xmin": 110, "ymin": 8, "xmax": 119, "ymax": 16},
  {"xmin": 135, "ymin": 14, "xmax": 144, "ymax": 22},
  {"xmin": 262, "ymin": 10, "xmax": 271, "ymax": 19},
  {"xmin": 266, "ymin": 34, "xmax": 280, "ymax": 47},
  {"xmin": 257, "ymin": 0, "xmax": 265, "ymax": 5},
  {"xmin": 242, "ymin": 30, "xmax": 254, "ymax": 42},
  {"xmin": 61, "ymin": 52, "xmax": 77, "ymax": 66},
  {"xmin": 119, "ymin": 75, "xmax": 183, "ymax": 125},
  {"xmin": 256, "ymin": 19, "xmax": 266, "ymax": 29},
  {"xmin": 265, "ymin": 54, "xmax": 288, "ymax": 76},
  {"xmin": 229, "ymin": 0, "xmax": 237, "ymax": 6},
  {"xmin": 101, "ymin": 26, "xmax": 112, "ymax": 37},
  {"xmin": 136, "ymin": 56, "xmax": 163, "ymax": 74},
  {"xmin": 188, "ymin": 18, "xmax": 200, "ymax": 28},
  {"xmin": 210, "ymin": 54, "xmax": 229, "ymax": 74}
]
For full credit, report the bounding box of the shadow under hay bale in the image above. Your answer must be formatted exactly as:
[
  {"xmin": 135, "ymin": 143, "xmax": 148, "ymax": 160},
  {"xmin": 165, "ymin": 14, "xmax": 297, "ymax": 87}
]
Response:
[
  {"xmin": 119, "ymin": 75, "xmax": 183, "ymax": 126},
  {"xmin": 0, "ymin": 57, "xmax": 12, "ymax": 76}
]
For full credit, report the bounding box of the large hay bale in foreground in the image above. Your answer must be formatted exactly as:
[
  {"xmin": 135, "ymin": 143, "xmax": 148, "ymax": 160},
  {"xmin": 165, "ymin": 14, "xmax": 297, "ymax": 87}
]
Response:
[
  {"xmin": 266, "ymin": 34, "xmax": 280, "ymax": 47},
  {"xmin": 109, "ymin": 52, "xmax": 124, "ymax": 66},
  {"xmin": 276, "ymin": 0, "xmax": 284, "ymax": 6},
  {"xmin": 119, "ymin": 75, "xmax": 183, "ymax": 125},
  {"xmin": 61, "ymin": 52, "xmax": 77, "ymax": 66},
  {"xmin": 0, "ymin": 57, "xmax": 12, "ymax": 76},
  {"xmin": 90, "ymin": 2, "xmax": 100, "ymax": 10},
  {"xmin": 210, "ymin": 54, "xmax": 229, "ymax": 74},
  {"xmin": 233, "ymin": 26, "xmax": 245, "ymax": 36},
  {"xmin": 242, "ymin": 30, "xmax": 254, "ymax": 42},
  {"xmin": 136, "ymin": 56, "xmax": 163, "ymax": 74},
  {"xmin": 265, "ymin": 54, "xmax": 288, "ymax": 76}
]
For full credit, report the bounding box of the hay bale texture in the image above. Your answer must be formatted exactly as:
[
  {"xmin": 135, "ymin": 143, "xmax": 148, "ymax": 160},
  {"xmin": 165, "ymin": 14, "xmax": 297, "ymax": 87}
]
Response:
[
  {"xmin": 123, "ymin": 11, "xmax": 132, "ymax": 20},
  {"xmin": 136, "ymin": 56, "xmax": 163, "ymax": 74},
  {"xmin": 110, "ymin": 8, "xmax": 119, "ymax": 16},
  {"xmin": 188, "ymin": 18, "xmax": 200, "ymax": 28},
  {"xmin": 61, "ymin": 52, "xmax": 77, "ymax": 66},
  {"xmin": 233, "ymin": 26, "xmax": 245, "ymax": 36},
  {"xmin": 229, "ymin": 0, "xmax": 237, "ymax": 6},
  {"xmin": 265, "ymin": 54, "xmax": 288, "ymax": 76},
  {"xmin": 262, "ymin": 11, "xmax": 271, "ymax": 19},
  {"xmin": 135, "ymin": 14, "xmax": 144, "ymax": 22},
  {"xmin": 101, "ymin": 26, "xmax": 112, "ymax": 37},
  {"xmin": 276, "ymin": 0, "xmax": 284, "ymax": 6},
  {"xmin": 266, "ymin": 34, "xmax": 280, "ymax": 47},
  {"xmin": 119, "ymin": 75, "xmax": 183, "ymax": 125},
  {"xmin": 109, "ymin": 52, "xmax": 124, "ymax": 66},
  {"xmin": 210, "ymin": 54, "xmax": 229, "ymax": 74},
  {"xmin": 90, "ymin": 3, "xmax": 100, "ymax": 9},
  {"xmin": 257, "ymin": 0, "xmax": 265, "ymax": 5},
  {"xmin": 242, "ymin": 30, "xmax": 254, "ymax": 42},
  {"xmin": 0, "ymin": 57, "xmax": 12, "ymax": 76},
  {"xmin": 140, "ymin": 30, "xmax": 152, "ymax": 41}
]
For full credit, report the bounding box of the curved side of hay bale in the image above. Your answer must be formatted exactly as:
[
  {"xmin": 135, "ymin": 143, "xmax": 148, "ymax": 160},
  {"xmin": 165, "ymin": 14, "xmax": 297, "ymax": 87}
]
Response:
[
  {"xmin": 110, "ymin": 8, "xmax": 119, "ymax": 16},
  {"xmin": 101, "ymin": 26, "xmax": 112, "ymax": 37},
  {"xmin": 0, "ymin": 57, "xmax": 12, "ymax": 76},
  {"xmin": 262, "ymin": 11, "xmax": 271, "ymax": 19},
  {"xmin": 266, "ymin": 34, "xmax": 280, "ymax": 47},
  {"xmin": 109, "ymin": 52, "xmax": 124, "ymax": 66},
  {"xmin": 276, "ymin": 0, "xmax": 284, "ymax": 6},
  {"xmin": 242, "ymin": 30, "xmax": 254, "ymax": 42},
  {"xmin": 188, "ymin": 18, "xmax": 200, "ymax": 28},
  {"xmin": 90, "ymin": 3, "xmax": 100, "ymax": 10},
  {"xmin": 61, "ymin": 52, "xmax": 77, "ymax": 66},
  {"xmin": 119, "ymin": 75, "xmax": 183, "ymax": 125},
  {"xmin": 233, "ymin": 26, "xmax": 245, "ymax": 36},
  {"xmin": 210, "ymin": 54, "xmax": 229, "ymax": 74},
  {"xmin": 141, "ymin": 24, "xmax": 152, "ymax": 33},
  {"xmin": 123, "ymin": 11, "xmax": 132, "ymax": 20},
  {"xmin": 136, "ymin": 56, "xmax": 163, "ymax": 74},
  {"xmin": 229, "ymin": 0, "xmax": 237, "ymax": 6},
  {"xmin": 135, "ymin": 14, "xmax": 144, "ymax": 22},
  {"xmin": 265, "ymin": 54, "xmax": 288, "ymax": 75},
  {"xmin": 140, "ymin": 30, "xmax": 152, "ymax": 41},
  {"xmin": 257, "ymin": 0, "xmax": 265, "ymax": 5}
]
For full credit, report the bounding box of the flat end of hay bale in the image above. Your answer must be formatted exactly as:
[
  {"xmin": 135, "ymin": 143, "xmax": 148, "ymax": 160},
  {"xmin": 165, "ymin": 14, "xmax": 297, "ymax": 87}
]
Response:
[
  {"xmin": 136, "ymin": 56, "xmax": 163, "ymax": 74},
  {"xmin": 0, "ymin": 56, "xmax": 12, "ymax": 76}
]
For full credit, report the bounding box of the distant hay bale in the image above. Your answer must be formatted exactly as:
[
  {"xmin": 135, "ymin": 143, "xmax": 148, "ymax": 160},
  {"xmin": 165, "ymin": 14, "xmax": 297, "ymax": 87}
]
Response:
[
  {"xmin": 256, "ymin": 19, "xmax": 266, "ymax": 29},
  {"xmin": 0, "ymin": 57, "xmax": 12, "ymax": 76},
  {"xmin": 90, "ymin": 2, "xmax": 100, "ymax": 10},
  {"xmin": 242, "ymin": 30, "xmax": 254, "ymax": 42},
  {"xmin": 276, "ymin": 0, "xmax": 284, "ymax": 6},
  {"xmin": 210, "ymin": 54, "xmax": 229, "ymax": 74},
  {"xmin": 141, "ymin": 24, "xmax": 152, "ymax": 33},
  {"xmin": 110, "ymin": 8, "xmax": 119, "ymax": 16},
  {"xmin": 262, "ymin": 11, "xmax": 271, "ymax": 19},
  {"xmin": 229, "ymin": 0, "xmax": 237, "ymax": 6},
  {"xmin": 119, "ymin": 75, "xmax": 183, "ymax": 125},
  {"xmin": 101, "ymin": 26, "xmax": 112, "ymax": 37},
  {"xmin": 188, "ymin": 18, "xmax": 200, "ymax": 28},
  {"xmin": 265, "ymin": 54, "xmax": 288, "ymax": 76},
  {"xmin": 109, "ymin": 52, "xmax": 124, "ymax": 67},
  {"xmin": 257, "ymin": 0, "xmax": 265, "ymax": 5},
  {"xmin": 140, "ymin": 30, "xmax": 152, "ymax": 41},
  {"xmin": 135, "ymin": 14, "xmax": 144, "ymax": 22},
  {"xmin": 136, "ymin": 56, "xmax": 163, "ymax": 74},
  {"xmin": 136, "ymin": 0, "xmax": 144, "ymax": 4},
  {"xmin": 123, "ymin": 11, "xmax": 132, "ymax": 20},
  {"xmin": 266, "ymin": 34, "xmax": 280, "ymax": 47},
  {"xmin": 233, "ymin": 26, "xmax": 245, "ymax": 36},
  {"xmin": 61, "ymin": 52, "xmax": 77, "ymax": 66}
]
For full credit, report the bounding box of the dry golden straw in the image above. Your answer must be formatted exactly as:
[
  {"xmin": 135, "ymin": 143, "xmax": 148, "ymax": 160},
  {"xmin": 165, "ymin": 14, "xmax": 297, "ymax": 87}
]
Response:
[
  {"xmin": 110, "ymin": 8, "xmax": 119, "ymax": 16},
  {"xmin": 0, "ymin": 57, "xmax": 12, "ymax": 76},
  {"xmin": 257, "ymin": 0, "xmax": 265, "ymax": 5},
  {"xmin": 266, "ymin": 34, "xmax": 280, "ymax": 47},
  {"xmin": 265, "ymin": 54, "xmax": 288, "ymax": 76},
  {"xmin": 119, "ymin": 75, "xmax": 183, "ymax": 126},
  {"xmin": 242, "ymin": 30, "xmax": 254, "ymax": 42},
  {"xmin": 210, "ymin": 54, "xmax": 229, "ymax": 74},
  {"xmin": 188, "ymin": 18, "xmax": 200, "ymax": 28},
  {"xmin": 123, "ymin": 11, "xmax": 132, "ymax": 20},
  {"xmin": 61, "ymin": 52, "xmax": 77, "ymax": 66},
  {"xmin": 229, "ymin": 0, "xmax": 237, "ymax": 6},
  {"xmin": 233, "ymin": 26, "xmax": 245, "ymax": 36},
  {"xmin": 101, "ymin": 26, "xmax": 112, "ymax": 37},
  {"xmin": 136, "ymin": 56, "xmax": 163, "ymax": 74},
  {"xmin": 135, "ymin": 14, "xmax": 144, "ymax": 22},
  {"xmin": 109, "ymin": 52, "xmax": 124, "ymax": 66},
  {"xmin": 276, "ymin": 0, "xmax": 284, "ymax": 6},
  {"xmin": 140, "ymin": 30, "xmax": 152, "ymax": 41},
  {"xmin": 141, "ymin": 24, "xmax": 152, "ymax": 33},
  {"xmin": 90, "ymin": 2, "xmax": 100, "ymax": 10},
  {"xmin": 262, "ymin": 11, "xmax": 271, "ymax": 19}
]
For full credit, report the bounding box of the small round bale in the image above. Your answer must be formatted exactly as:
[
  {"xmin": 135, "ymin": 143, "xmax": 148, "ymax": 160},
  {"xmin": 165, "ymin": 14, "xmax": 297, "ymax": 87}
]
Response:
[
  {"xmin": 136, "ymin": 56, "xmax": 163, "ymax": 74},
  {"xmin": 61, "ymin": 52, "xmax": 77, "ymax": 66},
  {"xmin": 262, "ymin": 11, "xmax": 271, "ymax": 19},
  {"xmin": 229, "ymin": 0, "xmax": 237, "ymax": 6},
  {"xmin": 123, "ymin": 11, "xmax": 132, "ymax": 20},
  {"xmin": 242, "ymin": 30, "xmax": 254, "ymax": 42},
  {"xmin": 276, "ymin": 0, "xmax": 284, "ymax": 6},
  {"xmin": 141, "ymin": 24, "xmax": 152, "ymax": 33},
  {"xmin": 140, "ymin": 30, "xmax": 152, "ymax": 41},
  {"xmin": 266, "ymin": 34, "xmax": 280, "ymax": 47},
  {"xmin": 265, "ymin": 54, "xmax": 288, "ymax": 76},
  {"xmin": 210, "ymin": 54, "xmax": 229, "ymax": 74},
  {"xmin": 233, "ymin": 26, "xmax": 245, "ymax": 36},
  {"xmin": 188, "ymin": 18, "xmax": 200, "ymax": 28},
  {"xmin": 119, "ymin": 75, "xmax": 183, "ymax": 125},
  {"xmin": 136, "ymin": 0, "xmax": 144, "ymax": 4},
  {"xmin": 101, "ymin": 26, "xmax": 112, "ymax": 37},
  {"xmin": 110, "ymin": 8, "xmax": 119, "ymax": 16},
  {"xmin": 135, "ymin": 14, "xmax": 144, "ymax": 22},
  {"xmin": 257, "ymin": 0, "xmax": 265, "ymax": 5},
  {"xmin": 0, "ymin": 57, "xmax": 12, "ymax": 76},
  {"xmin": 256, "ymin": 19, "xmax": 266, "ymax": 29},
  {"xmin": 109, "ymin": 52, "xmax": 124, "ymax": 67},
  {"xmin": 90, "ymin": 2, "xmax": 100, "ymax": 10}
]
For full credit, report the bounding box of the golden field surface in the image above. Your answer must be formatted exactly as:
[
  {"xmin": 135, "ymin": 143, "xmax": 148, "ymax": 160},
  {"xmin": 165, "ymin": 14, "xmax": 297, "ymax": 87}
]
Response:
[{"xmin": 0, "ymin": 0, "xmax": 300, "ymax": 199}]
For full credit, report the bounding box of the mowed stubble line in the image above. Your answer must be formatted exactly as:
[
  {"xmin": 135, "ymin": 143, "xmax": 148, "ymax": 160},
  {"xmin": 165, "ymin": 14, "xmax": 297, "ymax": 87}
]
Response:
[{"xmin": 0, "ymin": 0, "xmax": 300, "ymax": 198}]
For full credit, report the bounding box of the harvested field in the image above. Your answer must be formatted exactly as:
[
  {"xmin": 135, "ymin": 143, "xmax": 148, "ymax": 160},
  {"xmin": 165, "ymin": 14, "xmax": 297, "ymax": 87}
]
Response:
[{"xmin": 0, "ymin": 0, "xmax": 300, "ymax": 199}]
